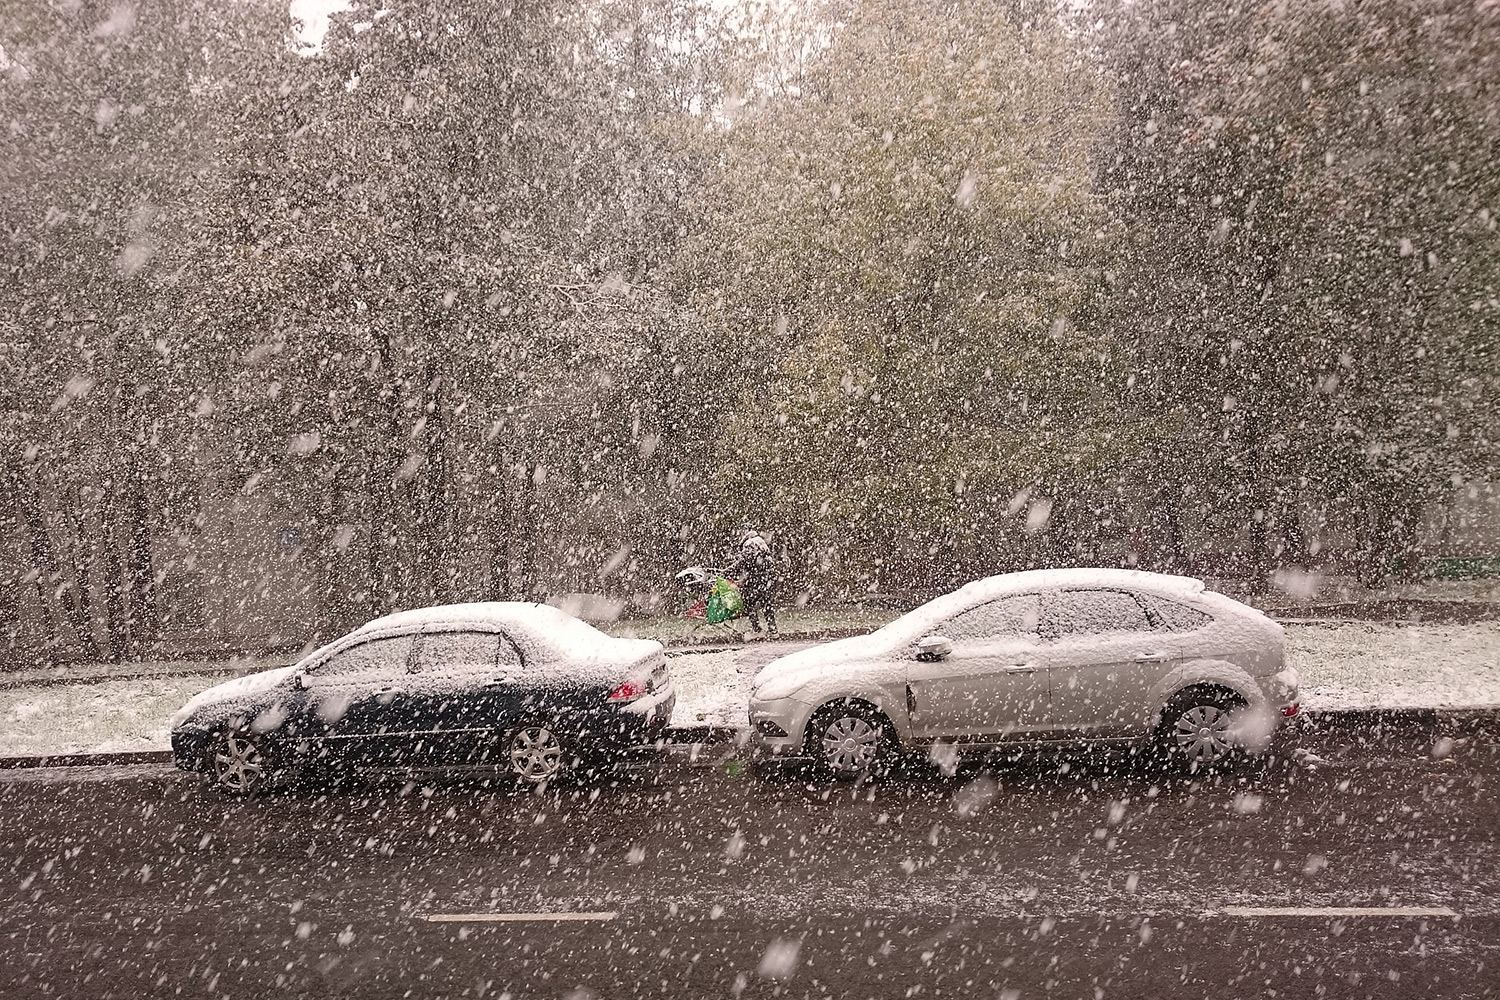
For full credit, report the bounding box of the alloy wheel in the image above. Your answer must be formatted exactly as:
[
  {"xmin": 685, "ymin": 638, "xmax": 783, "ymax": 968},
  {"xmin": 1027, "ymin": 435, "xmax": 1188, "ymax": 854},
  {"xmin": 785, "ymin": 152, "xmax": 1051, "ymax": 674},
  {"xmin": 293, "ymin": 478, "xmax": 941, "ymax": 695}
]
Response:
[
  {"xmin": 210, "ymin": 732, "xmax": 265, "ymax": 794},
  {"xmin": 508, "ymin": 726, "xmax": 565, "ymax": 783}
]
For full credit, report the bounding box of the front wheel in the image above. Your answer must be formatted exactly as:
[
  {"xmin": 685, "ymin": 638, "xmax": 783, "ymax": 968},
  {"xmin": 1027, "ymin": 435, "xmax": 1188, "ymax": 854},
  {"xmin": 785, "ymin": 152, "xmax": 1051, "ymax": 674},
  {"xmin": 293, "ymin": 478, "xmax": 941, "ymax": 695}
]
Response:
[
  {"xmin": 804, "ymin": 702, "xmax": 895, "ymax": 781},
  {"xmin": 205, "ymin": 729, "xmax": 272, "ymax": 796}
]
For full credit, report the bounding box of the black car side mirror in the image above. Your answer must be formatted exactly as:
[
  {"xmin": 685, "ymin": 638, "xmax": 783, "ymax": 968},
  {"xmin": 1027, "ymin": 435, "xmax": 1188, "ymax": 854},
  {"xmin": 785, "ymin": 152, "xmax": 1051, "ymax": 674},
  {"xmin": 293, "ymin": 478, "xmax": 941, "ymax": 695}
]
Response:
[{"xmin": 292, "ymin": 671, "xmax": 307, "ymax": 691}]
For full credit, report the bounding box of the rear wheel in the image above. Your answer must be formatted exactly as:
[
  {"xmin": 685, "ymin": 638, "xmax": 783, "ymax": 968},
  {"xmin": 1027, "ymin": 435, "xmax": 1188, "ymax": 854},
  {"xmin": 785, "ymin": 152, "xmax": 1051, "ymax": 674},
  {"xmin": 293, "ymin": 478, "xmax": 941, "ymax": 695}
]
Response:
[
  {"xmin": 804, "ymin": 701, "xmax": 895, "ymax": 781},
  {"xmin": 1158, "ymin": 688, "xmax": 1246, "ymax": 772},
  {"xmin": 506, "ymin": 723, "xmax": 569, "ymax": 785}
]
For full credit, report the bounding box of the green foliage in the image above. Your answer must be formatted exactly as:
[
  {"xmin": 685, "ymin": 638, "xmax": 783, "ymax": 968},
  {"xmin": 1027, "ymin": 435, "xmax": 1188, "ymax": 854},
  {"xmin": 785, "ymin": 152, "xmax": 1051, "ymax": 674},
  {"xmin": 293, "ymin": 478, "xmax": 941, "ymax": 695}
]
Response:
[{"xmin": 680, "ymin": 0, "xmax": 1126, "ymax": 592}]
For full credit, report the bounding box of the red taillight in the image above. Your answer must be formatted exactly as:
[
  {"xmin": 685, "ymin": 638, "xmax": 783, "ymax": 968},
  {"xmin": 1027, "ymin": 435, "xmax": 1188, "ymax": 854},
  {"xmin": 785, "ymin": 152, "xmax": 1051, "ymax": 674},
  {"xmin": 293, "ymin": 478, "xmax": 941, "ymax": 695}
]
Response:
[
  {"xmin": 608, "ymin": 680, "xmax": 646, "ymax": 703},
  {"xmin": 1281, "ymin": 703, "xmax": 1300, "ymax": 718}
]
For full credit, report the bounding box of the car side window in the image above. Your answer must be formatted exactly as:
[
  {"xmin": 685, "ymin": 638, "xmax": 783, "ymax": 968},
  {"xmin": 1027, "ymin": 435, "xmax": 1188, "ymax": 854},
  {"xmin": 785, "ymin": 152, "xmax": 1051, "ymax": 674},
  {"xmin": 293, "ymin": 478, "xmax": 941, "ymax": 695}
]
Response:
[
  {"xmin": 943, "ymin": 594, "xmax": 1041, "ymax": 642},
  {"xmin": 1138, "ymin": 594, "xmax": 1214, "ymax": 632},
  {"xmin": 317, "ymin": 635, "xmax": 415, "ymax": 677},
  {"xmin": 1042, "ymin": 590, "xmax": 1152, "ymax": 638},
  {"xmin": 416, "ymin": 631, "xmax": 500, "ymax": 676}
]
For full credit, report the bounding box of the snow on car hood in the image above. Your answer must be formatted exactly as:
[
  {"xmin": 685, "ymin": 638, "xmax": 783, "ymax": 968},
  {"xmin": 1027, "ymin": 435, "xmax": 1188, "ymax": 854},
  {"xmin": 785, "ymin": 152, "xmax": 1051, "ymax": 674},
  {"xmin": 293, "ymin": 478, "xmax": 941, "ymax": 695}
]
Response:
[
  {"xmin": 752, "ymin": 632, "xmax": 898, "ymax": 700},
  {"xmin": 169, "ymin": 665, "xmax": 295, "ymax": 730}
]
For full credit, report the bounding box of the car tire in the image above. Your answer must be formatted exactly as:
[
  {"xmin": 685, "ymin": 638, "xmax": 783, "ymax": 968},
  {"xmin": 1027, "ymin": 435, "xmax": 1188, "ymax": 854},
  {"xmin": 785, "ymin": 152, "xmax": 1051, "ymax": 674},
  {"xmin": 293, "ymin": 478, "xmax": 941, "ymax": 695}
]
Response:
[
  {"xmin": 204, "ymin": 728, "xmax": 272, "ymax": 796},
  {"xmin": 505, "ymin": 722, "xmax": 571, "ymax": 785},
  {"xmin": 1158, "ymin": 687, "xmax": 1247, "ymax": 773},
  {"xmin": 804, "ymin": 701, "xmax": 896, "ymax": 781}
]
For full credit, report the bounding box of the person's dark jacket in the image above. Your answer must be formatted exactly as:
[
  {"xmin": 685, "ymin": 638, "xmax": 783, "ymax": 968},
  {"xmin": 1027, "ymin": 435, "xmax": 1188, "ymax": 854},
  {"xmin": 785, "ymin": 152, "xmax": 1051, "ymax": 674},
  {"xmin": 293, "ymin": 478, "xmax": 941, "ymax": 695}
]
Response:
[{"xmin": 727, "ymin": 532, "xmax": 776, "ymax": 602}]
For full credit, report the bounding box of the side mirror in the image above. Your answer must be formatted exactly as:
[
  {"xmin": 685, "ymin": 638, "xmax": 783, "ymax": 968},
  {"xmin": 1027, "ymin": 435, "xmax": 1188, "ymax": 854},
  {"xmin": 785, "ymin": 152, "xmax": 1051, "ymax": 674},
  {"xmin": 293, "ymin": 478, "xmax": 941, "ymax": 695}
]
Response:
[
  {"xmin": 915, "ymin": 635, "xmax": 953, "ymax": 662},
  {"xmin": 292, "ymin": 670, "xmax": 307, "ymax": 691}
]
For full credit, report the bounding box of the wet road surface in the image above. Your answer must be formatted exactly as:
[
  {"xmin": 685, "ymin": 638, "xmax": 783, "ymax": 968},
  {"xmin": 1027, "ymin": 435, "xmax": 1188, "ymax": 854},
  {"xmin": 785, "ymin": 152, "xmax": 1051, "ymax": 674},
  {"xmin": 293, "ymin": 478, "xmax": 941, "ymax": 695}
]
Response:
[{"xmin": 3, "ymin": 716, "xmax": 1498, "ymax": 998}]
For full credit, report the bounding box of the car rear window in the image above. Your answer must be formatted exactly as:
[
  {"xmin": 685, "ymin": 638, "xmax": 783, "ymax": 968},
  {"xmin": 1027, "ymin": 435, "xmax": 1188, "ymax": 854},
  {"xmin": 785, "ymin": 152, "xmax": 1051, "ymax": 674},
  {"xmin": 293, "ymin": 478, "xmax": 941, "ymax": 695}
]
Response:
[
  {"xmin": 1045, "ymin": 590, "xmax": 1152, "ymax": 637},
  {"xmin": 944, "ymin": 594, "xmax": 1041, "ymax": 641},
  {"xmin": 1139, "ymin": 594, "xmax": 1214, "ymax": 632}
]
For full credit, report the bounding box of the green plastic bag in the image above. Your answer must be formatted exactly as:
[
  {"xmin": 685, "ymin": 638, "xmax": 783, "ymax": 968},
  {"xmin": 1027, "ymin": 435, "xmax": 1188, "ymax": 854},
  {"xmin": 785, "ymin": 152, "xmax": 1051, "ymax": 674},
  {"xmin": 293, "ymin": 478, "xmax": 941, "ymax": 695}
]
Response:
[{"xmin": 706, "ymin": 576, "xmax": 744, "ymax": 624}]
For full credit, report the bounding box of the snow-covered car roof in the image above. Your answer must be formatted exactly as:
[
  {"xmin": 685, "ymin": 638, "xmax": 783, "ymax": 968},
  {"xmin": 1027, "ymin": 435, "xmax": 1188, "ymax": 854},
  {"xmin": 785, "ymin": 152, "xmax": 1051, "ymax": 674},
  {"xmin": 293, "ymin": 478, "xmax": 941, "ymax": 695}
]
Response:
[
  {"xmin": 312, "ymin": 601, "xmax": 660, "ymax": 679},
  {"xmin": 886, "ymin": 568, "xmax": 1204, "ymax": 637},
  {"xmin": 356, "ymin": 601, "xmax": 610, "ymax": 642}
]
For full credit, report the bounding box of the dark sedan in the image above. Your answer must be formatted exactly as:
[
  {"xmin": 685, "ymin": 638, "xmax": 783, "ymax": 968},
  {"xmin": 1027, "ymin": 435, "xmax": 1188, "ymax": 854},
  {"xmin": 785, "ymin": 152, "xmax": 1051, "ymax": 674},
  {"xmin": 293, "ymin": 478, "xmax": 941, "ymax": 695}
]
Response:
[{"xmin": 170, "ymin": 602, "xmax": 675, "ymax": 794}]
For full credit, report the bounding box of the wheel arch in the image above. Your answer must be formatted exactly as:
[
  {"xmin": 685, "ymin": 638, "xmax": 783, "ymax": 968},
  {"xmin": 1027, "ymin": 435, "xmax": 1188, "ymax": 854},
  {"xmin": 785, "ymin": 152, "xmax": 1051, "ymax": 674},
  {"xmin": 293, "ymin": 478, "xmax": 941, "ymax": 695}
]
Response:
[
  {"xmin": 799, "ymin": 690, "xmax": 905, "ymax": 747},
  {"xmin": 1149, "ymin": 658, "xmax": 1266, "ymax": 730}
]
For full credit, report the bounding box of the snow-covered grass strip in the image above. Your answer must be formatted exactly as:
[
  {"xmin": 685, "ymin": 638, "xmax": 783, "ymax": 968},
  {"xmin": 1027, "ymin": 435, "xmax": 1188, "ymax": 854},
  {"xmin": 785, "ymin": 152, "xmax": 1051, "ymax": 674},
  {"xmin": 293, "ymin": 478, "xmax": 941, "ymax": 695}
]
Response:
[
  {"xmin": 1289, "ymin": 621, "xmax": 1500, "ymax": 712},
  {"xmin": 0, "ymin": 674, "xmax": 211, "ymax": 758}
]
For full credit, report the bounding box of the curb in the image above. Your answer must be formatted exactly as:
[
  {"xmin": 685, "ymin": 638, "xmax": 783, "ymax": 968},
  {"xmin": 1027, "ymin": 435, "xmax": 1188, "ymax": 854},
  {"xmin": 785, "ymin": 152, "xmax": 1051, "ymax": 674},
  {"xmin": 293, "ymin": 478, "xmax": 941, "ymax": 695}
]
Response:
[
  {"xmin": 1294, "ymin": 707, "xmax": 1500, "ymax": 728},
  {"xmin": 0, "ymin": 750, "xmax": 175, "ymax": 770},
  {"xmin": 0, "ymin": 730, "xmax": 745, "ymax": 771}
]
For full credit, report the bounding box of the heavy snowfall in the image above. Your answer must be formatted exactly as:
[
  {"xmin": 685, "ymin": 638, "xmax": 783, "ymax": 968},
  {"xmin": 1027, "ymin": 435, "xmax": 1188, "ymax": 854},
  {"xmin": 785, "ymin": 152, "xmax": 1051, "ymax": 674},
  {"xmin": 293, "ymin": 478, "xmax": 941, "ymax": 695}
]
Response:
[{"xmin": 2, "ymin": 0, "xmax": 1499, "ymax": 996}]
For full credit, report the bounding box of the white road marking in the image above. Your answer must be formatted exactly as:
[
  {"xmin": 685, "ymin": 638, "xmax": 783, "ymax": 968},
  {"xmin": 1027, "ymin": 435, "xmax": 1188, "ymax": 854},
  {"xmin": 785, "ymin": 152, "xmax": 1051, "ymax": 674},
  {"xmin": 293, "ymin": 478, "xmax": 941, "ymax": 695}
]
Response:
[
  {"xmin": 1211, "ymin": 906, "xmax": 1458, "ymax": 919},
  {"xmin": 425, "ymin": 911, "xmax": 619, "ymax": 923}
]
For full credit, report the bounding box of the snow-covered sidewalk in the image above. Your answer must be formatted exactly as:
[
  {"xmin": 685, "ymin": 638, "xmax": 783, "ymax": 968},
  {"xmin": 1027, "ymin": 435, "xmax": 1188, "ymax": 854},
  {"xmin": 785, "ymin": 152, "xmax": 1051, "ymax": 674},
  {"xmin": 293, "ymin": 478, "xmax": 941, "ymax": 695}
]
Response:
[{"xmin": 2, "ymin": 622, "xmax": 1497, "ymax": 759}]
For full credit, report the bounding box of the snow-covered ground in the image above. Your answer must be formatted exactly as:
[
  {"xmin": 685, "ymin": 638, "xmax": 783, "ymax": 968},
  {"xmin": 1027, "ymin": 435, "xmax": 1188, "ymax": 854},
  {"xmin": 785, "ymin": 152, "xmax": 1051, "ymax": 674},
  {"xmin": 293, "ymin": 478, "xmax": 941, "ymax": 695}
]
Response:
[
  {"xmin": 1287, "ymin": 620, "xmax": 1500, "ymax": 711},
  {"xmin": 2, "ymin": 623, "xmax": 1497, "ymax": 758},
  {"xmin": 0, "ymin": 673, "xmax": 212, "ymax": 757}
]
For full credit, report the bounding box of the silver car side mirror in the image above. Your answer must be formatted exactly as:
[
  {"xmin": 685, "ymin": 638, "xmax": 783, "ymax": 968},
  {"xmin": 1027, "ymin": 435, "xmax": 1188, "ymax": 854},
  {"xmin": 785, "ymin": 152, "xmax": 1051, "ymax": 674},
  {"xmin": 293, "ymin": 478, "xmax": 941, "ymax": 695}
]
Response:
[{"xmin": 916, "ymin": 635, "xmax": 953, "ymax": 662}]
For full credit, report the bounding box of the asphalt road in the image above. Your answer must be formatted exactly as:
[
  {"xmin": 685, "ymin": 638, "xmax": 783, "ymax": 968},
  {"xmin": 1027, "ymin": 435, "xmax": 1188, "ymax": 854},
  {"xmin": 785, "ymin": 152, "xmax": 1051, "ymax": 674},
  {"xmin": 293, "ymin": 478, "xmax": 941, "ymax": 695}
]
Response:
[{"xmin": 3, "ymin": 716, "xmax": 1498, "ymax": 999}]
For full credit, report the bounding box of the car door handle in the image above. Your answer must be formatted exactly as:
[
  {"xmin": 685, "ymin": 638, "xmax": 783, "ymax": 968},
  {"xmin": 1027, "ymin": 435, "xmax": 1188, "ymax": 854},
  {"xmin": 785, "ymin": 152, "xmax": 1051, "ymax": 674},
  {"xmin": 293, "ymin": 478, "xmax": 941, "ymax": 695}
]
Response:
[
  {"xmin": 373, "ymin": 686, "xmax": 404, "ymax": 696},
  {"xmin": 1133, "ymin": 653, "xmax": 1167, "ymax": 663},
  {"xmin": 1006, "ymin": 663, "xmax": 1038, "ymax": 674}
]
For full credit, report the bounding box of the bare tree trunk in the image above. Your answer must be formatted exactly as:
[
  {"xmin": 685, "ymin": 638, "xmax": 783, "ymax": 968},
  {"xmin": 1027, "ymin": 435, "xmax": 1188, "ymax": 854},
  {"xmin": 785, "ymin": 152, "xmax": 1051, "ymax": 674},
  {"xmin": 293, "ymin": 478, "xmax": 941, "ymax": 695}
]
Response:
[
  {"xmin": 366, "ymin": 448, "xmax": 392, "ymax": 614},
  {"xmin": 19, "ymin": 474, "xmax": 99, "ymax": 659},
  {"xmin": 319, "ymin": 479, "xmax": 361, "ymax": 637},
  {"xmin": 0, "ymin": 570, "xmax": 29, "ymax": 667},
  {"xmin": 520, "ymin": 462, "xmax": 540, "ymax": 600},
  {"xmin": 1353, "ymin": 481, "xmax": 1393, "ymax": 587},
  {"xmin": 1280, "ymin": 496, "xmax": 1308, "ymax": 568},
  {"xmin": 100, "ymin": 502, "xmax": 127, "ymax": 663},
  {"xmin": 124, "ymin": 465, "xmax": 159, "ymax": 654},
  {"xmin": 0, "ymin": 466, "xmax": 37, "ymax": 666},
  {"xmin": 62, "ymin": 484, "xmax": 101, "ymax": 651},
  {"xmin": 1162, "ymin": 491, "xmax": 1187, "ymax": 572},
  {"xmin": 487, "ymin": 457, "xmax": 513, "ymax": 600},
  {"xmin": 1243, "ymin": 421, "xmax": 1273, "ymax": 595},
  {"xmin": 1389, "ymin": 490, "xmax": 1423, "ymax": 583},
  {"xmin": 424, "ymin": 362, "xmax": 453, "ymax": 605}
]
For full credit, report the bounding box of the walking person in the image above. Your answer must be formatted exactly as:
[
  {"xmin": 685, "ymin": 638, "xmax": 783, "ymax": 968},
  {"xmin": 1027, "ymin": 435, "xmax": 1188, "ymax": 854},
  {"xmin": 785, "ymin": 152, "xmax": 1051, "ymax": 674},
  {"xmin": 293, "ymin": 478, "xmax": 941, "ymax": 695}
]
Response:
[{"xmin": 726, "ymin": 523, "xmax": 778, "ymax": 638}]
